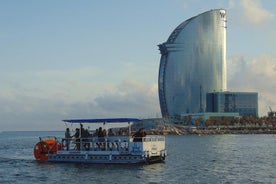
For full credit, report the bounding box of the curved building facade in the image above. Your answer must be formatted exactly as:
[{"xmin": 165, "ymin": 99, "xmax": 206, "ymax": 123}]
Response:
[{"xmin": 158, "ymin": 9, "xmax": 227, "ymax": 117}]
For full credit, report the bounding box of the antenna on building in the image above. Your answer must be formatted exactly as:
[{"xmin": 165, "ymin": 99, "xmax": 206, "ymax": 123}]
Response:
[{"xmin": 199, "ymin": 85, "xmax": 203, "ymax": 113}]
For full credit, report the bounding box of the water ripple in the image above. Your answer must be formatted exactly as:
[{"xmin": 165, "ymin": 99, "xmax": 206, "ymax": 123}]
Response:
[{"xmin": 0, "ymin": 133, "xmax": 276, "ymax": 183}]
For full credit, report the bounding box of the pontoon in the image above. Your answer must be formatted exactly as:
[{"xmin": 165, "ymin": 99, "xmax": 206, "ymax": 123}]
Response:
[{"xmin": 33, "ymin": 118, "xmax": 166, "ymax": 164}]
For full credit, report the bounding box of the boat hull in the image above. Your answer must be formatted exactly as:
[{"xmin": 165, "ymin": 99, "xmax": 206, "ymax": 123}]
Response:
[
  {"xmin": 34, "ymin": 134, "xmax": 167, "ymax": 164},
  {"xmin": 48, "ymin": 151, "xmax": 166, "ymax": 164}
]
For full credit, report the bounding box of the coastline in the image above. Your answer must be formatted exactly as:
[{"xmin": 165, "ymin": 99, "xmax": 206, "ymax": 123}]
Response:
[{"xmin": 146, "ymin": 126, "xmax": 276, "ymax": 135}]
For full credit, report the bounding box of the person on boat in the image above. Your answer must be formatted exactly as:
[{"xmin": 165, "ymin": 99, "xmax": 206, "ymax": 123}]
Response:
[
  {"xmin": 98, "ymin": 127, "xmax": 105, "ymax": 145},
  {"xmin": 82, "ymin": 128, "xmax": 91, "ymax": 150},
  {"xmin": 108, "ymin": 128, "xmax": 115, "ymax": 136},
  {"xmin": 79, "ymin": 124, "xmax": 90, "ymax": 138},
  {"xmin": 97, "ymin": 127, "xmax": 105, "ymax": 150},
  {"xmin": 118, "ymin": 128, "xmax": 123, "ymax": 135},
  {"xmin": 65, "ymin": 128, "xmax": 71, "ymax": 150},
  {"xmin": 74, "ymin": 128, "xmax": 80, "ymax": 150},
  {"xmin": 107, "ymin": 128, "xmax": 115, "ymax": 150},
  {"xmin": 98, "ymin": 127, "xmax": 104, "ymax": 137},
  {"xmin": 103, "ymin": 129, "xmax": 107, "ymax": 137},
  {"xmin": 132, "ymin": 128, "xmax": 147, "ymax": 142},
  {"xmin": 92, "ymin": 128, "xmax": 98, "ymax": 137}
]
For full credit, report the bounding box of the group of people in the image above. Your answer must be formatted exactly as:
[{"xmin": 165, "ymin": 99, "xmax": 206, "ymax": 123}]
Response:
[
  {"xmin": 64, "ymin": 124, "xmax": 89, "ymax": 150},
  {"xmin": 94, "ymin": 127, "xmax": 118, "ymax": 137},
  {"xmin": 64, "ymin": 125, "xmax": 147, "ymax": 150}
]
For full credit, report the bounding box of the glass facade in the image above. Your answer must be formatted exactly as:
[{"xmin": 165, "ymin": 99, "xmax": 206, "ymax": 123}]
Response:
[
  {"xmin": 158, "ymin": 9, "xmax": 227, "ymax": 117},
  {"xmin": 206, "ymin": 92, "xmax": 258, "ymax": 117}
]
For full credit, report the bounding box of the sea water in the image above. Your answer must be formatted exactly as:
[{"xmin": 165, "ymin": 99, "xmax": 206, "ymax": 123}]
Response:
[{"xmin": 0, "ymin": 131, "xmax": 275, "ymax": 184}]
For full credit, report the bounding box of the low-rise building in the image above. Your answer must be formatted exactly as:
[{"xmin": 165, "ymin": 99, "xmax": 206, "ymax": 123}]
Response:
[{"xmin": 206, "ymin": 92, "xmax": 258, "ymax": 117}]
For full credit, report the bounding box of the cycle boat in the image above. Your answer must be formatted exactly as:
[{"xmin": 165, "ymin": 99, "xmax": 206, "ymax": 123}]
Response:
[{"xmin": 33, "ymin": 118, "xmax": 166, "ymax": 164}]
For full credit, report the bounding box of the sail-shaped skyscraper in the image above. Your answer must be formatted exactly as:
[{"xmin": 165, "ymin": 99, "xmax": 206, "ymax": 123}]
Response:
[{"xmin": 158, "ymin": 9, "xmax": 227, "ymax": 117}]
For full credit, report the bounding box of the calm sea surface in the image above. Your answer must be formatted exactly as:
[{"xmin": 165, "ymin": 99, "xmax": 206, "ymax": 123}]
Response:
[{"xmin": 0, "ymin": 131, "xmax": 275, "ymax": 184}]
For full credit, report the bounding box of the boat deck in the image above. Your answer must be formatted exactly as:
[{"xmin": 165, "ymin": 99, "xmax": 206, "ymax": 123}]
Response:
[{"xmin": 47, "ymin": 135, "xmax": 166, "ymax": 164}]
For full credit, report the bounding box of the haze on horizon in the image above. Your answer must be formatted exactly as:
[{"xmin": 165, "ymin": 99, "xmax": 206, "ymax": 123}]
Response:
[{"xmin": 1, "ymin": 0, "xmax": 276, "ymax": 131}]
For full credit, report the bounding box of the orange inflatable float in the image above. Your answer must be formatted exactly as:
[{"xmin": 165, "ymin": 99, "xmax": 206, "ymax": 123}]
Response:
[{"xmin": 34, "ymin": 138, "xmax": 62, "ymax": 161}]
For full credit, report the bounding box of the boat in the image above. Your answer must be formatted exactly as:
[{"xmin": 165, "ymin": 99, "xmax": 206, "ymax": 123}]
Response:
[{"xmin": 33, "ymin": 118, "xmax": 167, "ymax": 164}]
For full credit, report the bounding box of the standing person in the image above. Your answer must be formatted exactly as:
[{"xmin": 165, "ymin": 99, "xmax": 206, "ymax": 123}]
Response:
[
  {"xmin": 74, "ymin": 128, "xmax": 80, "ymax": 150},
  {"xmin": 140, "ymin": 128, "xmax": 147, "ymax": 138},
  {"xmin": 132, "ymin": 128, "xmax": 147, "ymax": 142},
  {"xmin": 97, "ymin": 127, "xmax": 105, "ymax": 150},
  {"xmin": 98, "ymin": 127, "xmax": 104, "ymax": 138},
  {"xmin": 65, "ymin": 128, "xmax": 71, "ymax": 150},
  {"xmin": 94, "ymin": 129, "xmax": 99, "ymax": 137}
]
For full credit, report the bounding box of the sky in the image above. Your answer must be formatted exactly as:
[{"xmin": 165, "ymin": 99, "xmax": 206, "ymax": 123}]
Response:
[{"xmin": 1, "ymin": 0, "xmax": 276, "ymax": 131}]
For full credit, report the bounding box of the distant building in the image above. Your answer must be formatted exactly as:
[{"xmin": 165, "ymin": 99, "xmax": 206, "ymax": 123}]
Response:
[
  {"xmin": 158, "ymin": 9, "xmax": 227, "ymax": 118},
  {"xmin": 206, "ymin": 92, "xmax": 258, "ymax": 117}
]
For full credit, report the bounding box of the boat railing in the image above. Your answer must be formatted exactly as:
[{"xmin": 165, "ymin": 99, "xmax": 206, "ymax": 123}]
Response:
[
  {"xmin": 142, "ymin": 136, "xmax": 165, "ymax": 142},
  {"xmin": 59, "ymin": 135, "xmax": 165, "ymax": 152},
  {"xmin": 60, "ymin": 136, "xmax": 130, "ymax": 152},
  {"xmin": 132, "ymin": 135, "xmax": 165, "ymax": 142}
]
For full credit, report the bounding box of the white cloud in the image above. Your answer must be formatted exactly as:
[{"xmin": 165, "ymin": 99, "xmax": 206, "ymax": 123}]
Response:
[
  {"xmin": 227, "ymin": 54, "xmax": 276, "ymax": 116},
  {"xmin": 239, "ymin": 0, "xmax": 274, "ymax": 25},
  {"xmin": 0, "ymin": 67, "xmax": 115, "ymax": 104},
  {"xmin": 94, "ymin": 80, "xmax": 160, "ymax": 118},
  {"xmin": 0, "ymin": 57, "xmax": 162, "ymax": 131},
  {"xmin": 0, "ymin": 78, "xmax": 160, "ymax": 131}
]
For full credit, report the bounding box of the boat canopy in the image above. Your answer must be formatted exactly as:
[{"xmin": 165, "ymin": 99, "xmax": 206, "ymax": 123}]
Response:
[{"xmin": 62, "ymin": 118, "xmax": 141, "ymax": 123}]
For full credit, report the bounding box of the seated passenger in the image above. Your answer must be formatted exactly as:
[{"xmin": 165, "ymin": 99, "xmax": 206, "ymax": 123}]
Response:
[
  {"xmin": 108, "ymin": 128, "xmax": 115, "ymax": 136},
  {"xmin": 118, "ymin": 128, "xmax": 123, "ymax": 135}
]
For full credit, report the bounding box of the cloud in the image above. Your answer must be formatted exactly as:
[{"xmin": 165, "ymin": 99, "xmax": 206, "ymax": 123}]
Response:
[
  {"xmin": 0, "ymin": 79, "xmax": 160, "ymax": 131},
  {"xmin": 239, "ymin": 0, "xmax": 274, "ymax": 25},
  {"xmin": 0, "ymin": 67, "xmax": 116, "ymax": 104},
  {"xmin": 227, "ymin": 54, "xmax": 276, "ymax": 116},
  {"xmin": 94, "ymin": 80, "xmax": 160, "ymax": 118},
  {"xmin": 228, "ymin": 0, "xmax": 235, "ymax": 9}
]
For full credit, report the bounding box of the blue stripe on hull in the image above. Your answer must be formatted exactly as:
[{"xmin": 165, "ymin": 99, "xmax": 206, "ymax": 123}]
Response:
[{"xmin": 48, "ymin": 154, "xmax": 148, "ymax": 164}]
